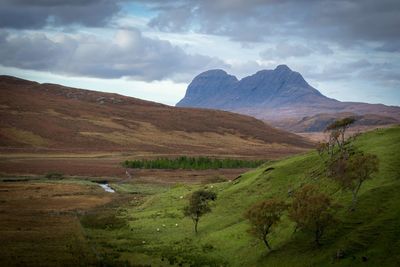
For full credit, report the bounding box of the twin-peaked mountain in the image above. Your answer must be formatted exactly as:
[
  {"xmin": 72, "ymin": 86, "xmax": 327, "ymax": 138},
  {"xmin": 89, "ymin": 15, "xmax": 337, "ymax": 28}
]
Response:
[
  {"xmin": 177, "ymin": 65, "xmax": 332, "ymax": 109},
  {"xmin": 176, "ymin": 65, "xmax": 400, "ymax": 132}
]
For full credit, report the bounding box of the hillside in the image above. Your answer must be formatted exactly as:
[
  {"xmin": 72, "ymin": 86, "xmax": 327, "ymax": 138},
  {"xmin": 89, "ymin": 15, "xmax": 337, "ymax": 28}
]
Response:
[
  {"xmin": 277, "ymin": 112, "xmax": 399, "ymax": 132},
  {"xmin": 176, "ymin": 65, "xmax": 400, "ymax": 132},
  {"xmin": 86, "ymin": 126, "xmax": 400, "ymax": 266},
  {"xmin": 0, "ymin": 75, "xmax": 312, "ymax": 158}
]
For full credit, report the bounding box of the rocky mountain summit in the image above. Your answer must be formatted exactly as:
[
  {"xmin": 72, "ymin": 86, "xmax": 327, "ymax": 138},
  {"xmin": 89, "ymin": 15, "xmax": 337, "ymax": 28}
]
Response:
[
  {"xmin": 177, "ymin": 65, "xmax": 400, "ymax": 132},
  {"xmin": 177, "ymin": 65, "xmax": 335, "ymax": 109}
]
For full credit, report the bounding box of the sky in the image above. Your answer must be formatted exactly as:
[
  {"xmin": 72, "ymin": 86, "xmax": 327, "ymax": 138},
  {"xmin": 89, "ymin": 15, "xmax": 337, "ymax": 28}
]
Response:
[{"xmin": 0, "ymin": 0, "xmax": 399, "ymax": 106}]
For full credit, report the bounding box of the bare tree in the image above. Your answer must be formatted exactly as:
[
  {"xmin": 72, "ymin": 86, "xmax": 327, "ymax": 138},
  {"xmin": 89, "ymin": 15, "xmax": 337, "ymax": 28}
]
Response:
[{"xmin": 325, "ymin": 117, "xmax": 356, "ymax": 152}]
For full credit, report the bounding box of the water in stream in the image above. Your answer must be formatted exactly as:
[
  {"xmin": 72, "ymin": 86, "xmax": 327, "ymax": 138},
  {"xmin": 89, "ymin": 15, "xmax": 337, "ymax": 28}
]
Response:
[{"xmin": 99, "ymin": 183, "xmax": 115, "ymax": 193}]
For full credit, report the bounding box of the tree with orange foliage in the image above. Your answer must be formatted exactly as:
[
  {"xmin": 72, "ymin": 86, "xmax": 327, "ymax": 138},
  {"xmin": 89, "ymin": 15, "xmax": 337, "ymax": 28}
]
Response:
[
  {"xmin": 289, "ymin": 185, "xmax": 337, "ymax": 246},
  {"xmin": 245, "ymin": 198, "xmax": 288, "ymax": 250},
  {"xmin": 329, "ymin": 152, "xmax": 379, "ymax": 210}
]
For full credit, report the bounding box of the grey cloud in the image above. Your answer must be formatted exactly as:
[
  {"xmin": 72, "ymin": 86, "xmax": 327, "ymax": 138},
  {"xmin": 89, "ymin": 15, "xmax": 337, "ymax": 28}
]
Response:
[
  {"xmin": 147, "ymin": 5, "xmax": 194, "ymax": 32},
  {"xmin": 356, "ymin": 62, "xmax": 400, "ymax": 83},
  {"xmin": 261, "ymin": 43, "xmax": 311, "ymax": 60},
  {"xmin": 0, "ymin": 0, "xmax": 122, "ymax": 29},
  {"xmin": 376, "ymin": 41, "xmax": 400, "ymax": 53},
  {"xmin": 304, "ymin": 60, "xmax": 400, "ymax": 83},
  {"xmin": 0, "ymin": 29, "xmax": 225, "ymax": 82},
  {"xmin": 145, "ymin": 0, "xmax": 400, "ymax": 46},
  {"xmin": 260, "ymin": 41, "xmax": 334, "ymax": 60}
]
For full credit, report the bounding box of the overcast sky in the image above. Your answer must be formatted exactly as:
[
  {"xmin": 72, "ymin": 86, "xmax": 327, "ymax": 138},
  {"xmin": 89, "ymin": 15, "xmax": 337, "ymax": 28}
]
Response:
[{"xmin": 0, "ymin": 0, "xmax": 399, "ymax": 106}]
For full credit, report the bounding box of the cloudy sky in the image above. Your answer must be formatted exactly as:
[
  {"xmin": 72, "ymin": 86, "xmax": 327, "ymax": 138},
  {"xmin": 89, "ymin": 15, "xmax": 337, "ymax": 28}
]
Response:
[{"xmin": 0, "ymin": 0, "xmax": 399, "ymax": 106}]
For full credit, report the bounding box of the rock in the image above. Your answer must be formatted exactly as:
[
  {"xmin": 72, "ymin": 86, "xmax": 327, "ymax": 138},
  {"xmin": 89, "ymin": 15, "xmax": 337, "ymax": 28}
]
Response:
[
  {"xmin": 176, "ymin": 69, "xmax": 238, "ymax": 108},
  {"xmin": 176, "ymin": 65, "xmax": 326, "ymax": 110}
]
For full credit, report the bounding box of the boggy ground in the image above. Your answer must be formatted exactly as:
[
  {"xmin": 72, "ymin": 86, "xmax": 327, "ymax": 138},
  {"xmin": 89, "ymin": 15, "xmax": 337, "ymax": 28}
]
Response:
[
  {"xmin": 0, "ymin": 167, "xmax": 244, "ymax": 266},
  {"xmin": 0, "ymin": 180, "xmax": 122, "ymax": 266}
]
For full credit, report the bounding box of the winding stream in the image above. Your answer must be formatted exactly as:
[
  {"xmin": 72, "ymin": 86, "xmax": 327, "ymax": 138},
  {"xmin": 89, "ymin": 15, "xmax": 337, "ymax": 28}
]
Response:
[{"xmin": 98, "ymin": 183, "xmax": 115, "ymax": 193}]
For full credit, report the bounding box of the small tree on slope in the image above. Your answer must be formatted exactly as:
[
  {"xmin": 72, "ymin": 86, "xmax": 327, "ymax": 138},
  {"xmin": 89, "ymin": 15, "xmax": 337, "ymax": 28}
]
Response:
[
  {"xmin": 325, "ymin": 117, "xmax": 356, "ymax": 153},
  {"xmin": 289, "ymin": 185, "xmax": 338, "ymax": 246},
  {"xmin": 184, "ymin": 190, "xmax": 217, "ymax": 234},
  {"xmin": 328, "ymin": 152, "xmax": 379, "ymax": 211},
  {"xmin": 245, "ymin": 198, "xmax": 288, "ymax": 250}
]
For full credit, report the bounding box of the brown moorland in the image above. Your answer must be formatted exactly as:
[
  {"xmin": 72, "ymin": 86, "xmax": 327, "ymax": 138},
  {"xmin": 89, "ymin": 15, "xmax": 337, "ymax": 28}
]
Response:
[
  {"xmin": 0, "ymin": 75, "xmax": 313, "ymax": 177},
  {"xmin": 0, "ymin": 181, "xmax": 117, "ymax": 266}
]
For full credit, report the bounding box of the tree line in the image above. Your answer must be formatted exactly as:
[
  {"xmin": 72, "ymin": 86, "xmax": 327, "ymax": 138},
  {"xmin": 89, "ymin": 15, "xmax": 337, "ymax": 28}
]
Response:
[{"xmin": 123, "ymin": 156, "xmax": 265, "ymax": 170}]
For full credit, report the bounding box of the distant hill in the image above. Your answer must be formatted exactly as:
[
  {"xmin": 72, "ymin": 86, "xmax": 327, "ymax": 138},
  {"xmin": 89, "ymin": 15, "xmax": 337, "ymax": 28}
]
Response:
[
  {"xmin": 0, "ymin": 75, "xmax": 312, "ymax": 158},
  {"xmin": 275, "ymin": 112, "xmax": 399, "ymax": 133},
  {"xmin": 176, "ymin": 65, "xmax": 400, "ymax": 132}
]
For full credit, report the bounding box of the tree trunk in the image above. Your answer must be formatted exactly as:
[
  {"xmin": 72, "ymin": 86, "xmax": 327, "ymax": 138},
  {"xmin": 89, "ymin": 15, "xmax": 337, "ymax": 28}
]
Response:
[
  {"xmin": 350, "ymin": 180, "xmax": 362, "ymax": 211},
  {"xmin": 350, "ymin": 191, "xmax": 357, "ymax": 211},
  {"xmin": 194, "ymin": 218, "xmax": 199, "ymax": 234},
  {"xmin": 263, "ymin": 233, "xmax": 272, "ymax": 251},
  {"xmin": 341, "ymin": 130, "xmax": 345, "ymax": 149},
  {"xmin": 315, "ymin": 228, "xmax": 322, "ymax": 247}
]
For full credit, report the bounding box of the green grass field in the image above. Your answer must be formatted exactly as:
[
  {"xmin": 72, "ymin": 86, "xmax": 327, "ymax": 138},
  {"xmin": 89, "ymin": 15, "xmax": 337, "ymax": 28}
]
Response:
[{"xmin": 82, "ymin": 126, "xmax": 400, "ymax": 266}]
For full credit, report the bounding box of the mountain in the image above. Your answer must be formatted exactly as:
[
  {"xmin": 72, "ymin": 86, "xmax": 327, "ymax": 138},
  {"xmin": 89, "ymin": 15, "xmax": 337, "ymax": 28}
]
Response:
[
  {"xmin": 0, "ymin": 75, "xmax": 312, "ymax": 159},
  {"xmin": 176, "ymin": 65, "xmax": 400, "ymax": 132}
]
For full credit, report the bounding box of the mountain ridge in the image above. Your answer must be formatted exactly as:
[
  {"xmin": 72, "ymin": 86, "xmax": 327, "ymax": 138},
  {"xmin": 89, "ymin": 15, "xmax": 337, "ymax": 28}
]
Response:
[
  {"xmin": 176, "ymin": 65, "xmax": 400, "ymax": 131},
  {"xmin": 177, "ymin": 65, "xmax": 337, "ymax": 108}
]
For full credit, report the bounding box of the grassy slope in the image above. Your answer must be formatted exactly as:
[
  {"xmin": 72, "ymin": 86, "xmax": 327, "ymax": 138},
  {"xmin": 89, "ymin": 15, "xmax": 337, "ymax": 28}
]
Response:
[{"xmin": 86, "ymin": 127, "xmax": 400, "ymax": 266}]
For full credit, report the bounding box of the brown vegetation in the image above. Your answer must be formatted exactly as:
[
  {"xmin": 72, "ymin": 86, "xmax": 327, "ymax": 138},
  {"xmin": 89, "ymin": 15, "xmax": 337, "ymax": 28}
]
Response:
[
  {"xmin": 0, "ymin": 75, "xmax": 312, "ymax": 156},
  {"xmin": 274, "ymin": 112, "xmax": 399, "ymax": 133},
  {"xmin": 245, "ymin": 198, "xmax": 288, "ymax": 250},
  {"xmin": 0, "ymin": 75, "xmax": 314, "ymax": 178},
  {"xmin": 289, "ymin": 185, "xmax": 338, "ymax": 246},
  {"xmin": 0, "ymin": 181, "xmax": 114, "ymax": 266}
]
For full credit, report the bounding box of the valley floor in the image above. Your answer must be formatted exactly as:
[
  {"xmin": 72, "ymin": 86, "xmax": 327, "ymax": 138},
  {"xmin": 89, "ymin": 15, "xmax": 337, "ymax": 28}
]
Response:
[{"xmin": 0, "ymin": 127, "xmax": 399, "ymax": 266}]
